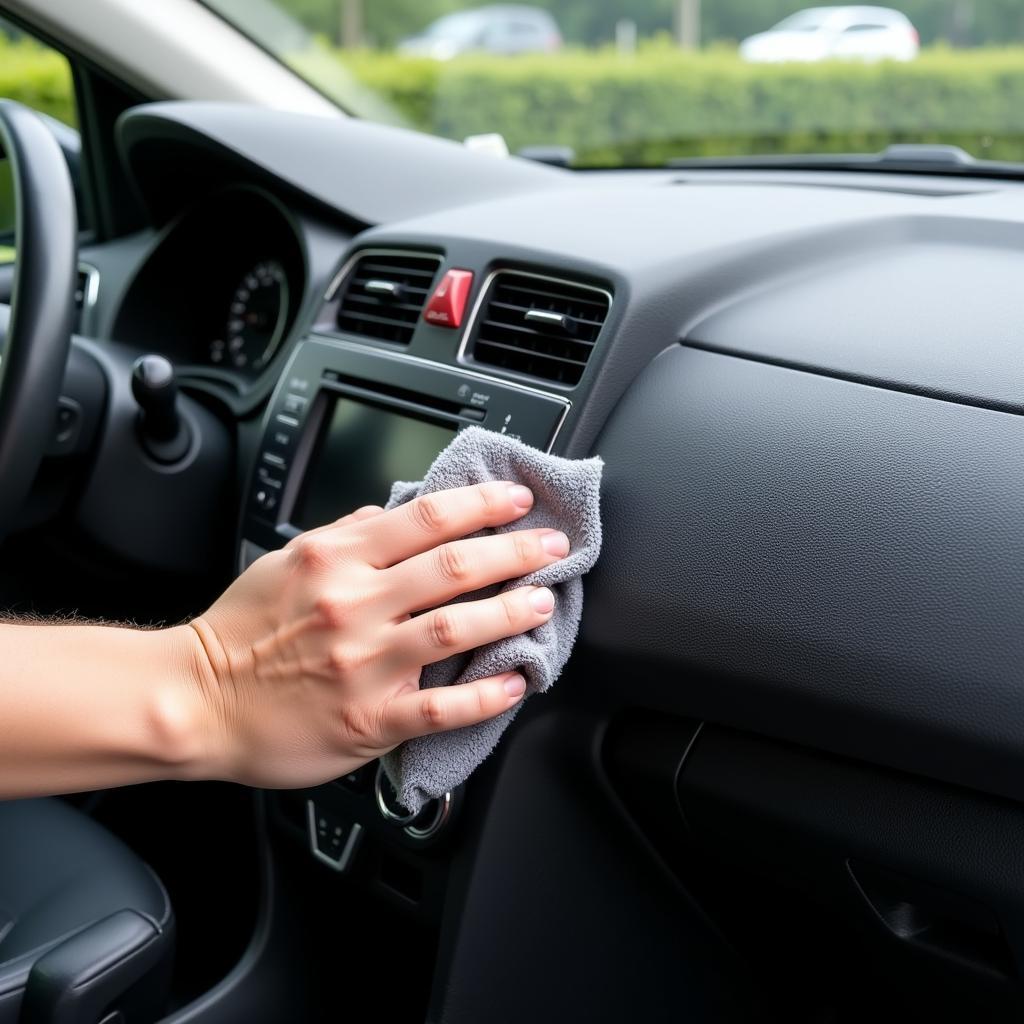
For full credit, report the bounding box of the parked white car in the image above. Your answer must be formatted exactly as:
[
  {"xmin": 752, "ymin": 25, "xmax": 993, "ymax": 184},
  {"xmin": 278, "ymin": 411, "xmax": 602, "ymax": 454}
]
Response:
[{"xmin": 740, "ymin": 6, "xmax": 919, "ymax": 63}]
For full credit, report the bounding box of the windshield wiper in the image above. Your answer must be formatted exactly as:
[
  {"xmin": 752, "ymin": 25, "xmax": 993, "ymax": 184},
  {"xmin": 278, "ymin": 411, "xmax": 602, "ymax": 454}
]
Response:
[{"xmin": 667, "ymin": 144, "xmax": 1024, "ymax": 180}]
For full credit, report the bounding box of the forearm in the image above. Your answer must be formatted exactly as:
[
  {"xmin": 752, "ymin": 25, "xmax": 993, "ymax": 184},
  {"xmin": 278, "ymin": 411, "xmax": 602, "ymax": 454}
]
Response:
[
  {"xmin": 0, "ymin": 621, "xmax": 209, "ymax": 799},
  {"xmin": 0, "ymin": 484, "xmax": 563, "ymax": 800}
]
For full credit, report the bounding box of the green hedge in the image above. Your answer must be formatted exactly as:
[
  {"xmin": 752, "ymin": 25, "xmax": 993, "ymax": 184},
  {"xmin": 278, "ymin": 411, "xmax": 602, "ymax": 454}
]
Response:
[
  {"xmin": 343, "ymin": 45, "xmax": 1024, "ymax": 165},
  {"xmin": 0, "ymin": 35, "xmax": 75, "ymax": 127}
]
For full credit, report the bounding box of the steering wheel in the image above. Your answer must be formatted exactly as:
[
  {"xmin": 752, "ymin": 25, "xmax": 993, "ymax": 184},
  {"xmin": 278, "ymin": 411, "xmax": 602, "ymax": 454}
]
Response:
[{"xmin": 0, "ymin": 100, "xmax": 76, "ymax": 542}]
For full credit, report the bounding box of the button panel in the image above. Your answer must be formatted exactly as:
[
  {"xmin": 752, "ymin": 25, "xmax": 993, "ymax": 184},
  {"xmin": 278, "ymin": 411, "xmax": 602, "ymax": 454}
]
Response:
[{"xmin": 248, "ymin": 374, "xmax": 315, "ymax": 524}]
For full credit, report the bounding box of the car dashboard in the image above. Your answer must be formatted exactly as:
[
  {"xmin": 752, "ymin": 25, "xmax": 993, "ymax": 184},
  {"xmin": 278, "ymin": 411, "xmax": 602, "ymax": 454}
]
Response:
[{"xmin": 58, "ymin": 100, "xmax": 1024, "ymax": 1022}]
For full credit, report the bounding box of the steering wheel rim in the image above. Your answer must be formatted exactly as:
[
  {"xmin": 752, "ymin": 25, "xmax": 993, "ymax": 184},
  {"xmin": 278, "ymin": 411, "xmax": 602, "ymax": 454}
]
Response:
[{"xmin": 0, "ymin": 99, "xmax": 76, "ymax": 542}]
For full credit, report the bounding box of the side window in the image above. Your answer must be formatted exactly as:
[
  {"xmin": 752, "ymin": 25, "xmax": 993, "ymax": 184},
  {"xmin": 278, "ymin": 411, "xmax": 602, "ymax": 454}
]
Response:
[{"xmin": 0, "ymin": 16, "xmax": 77, "ymax": 263}]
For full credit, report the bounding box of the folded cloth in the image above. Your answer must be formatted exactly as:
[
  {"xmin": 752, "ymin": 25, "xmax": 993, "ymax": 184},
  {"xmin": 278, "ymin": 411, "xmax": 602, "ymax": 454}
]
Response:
[{"xmin": 381, "ymin": 425, "xmax": 603, "ymax": 813}]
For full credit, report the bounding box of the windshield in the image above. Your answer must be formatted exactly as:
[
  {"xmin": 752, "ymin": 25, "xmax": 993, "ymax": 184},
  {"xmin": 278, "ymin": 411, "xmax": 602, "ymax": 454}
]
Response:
[{"xmin": 200, "ymin": 1, "xmax": 1023, "ymax": 169}]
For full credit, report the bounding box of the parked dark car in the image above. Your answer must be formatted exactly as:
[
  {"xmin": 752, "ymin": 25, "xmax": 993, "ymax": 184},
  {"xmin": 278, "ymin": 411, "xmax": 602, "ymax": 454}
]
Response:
[{"xmin": 399, "ymin": 5, "xmax": 562, "ymax": 58}]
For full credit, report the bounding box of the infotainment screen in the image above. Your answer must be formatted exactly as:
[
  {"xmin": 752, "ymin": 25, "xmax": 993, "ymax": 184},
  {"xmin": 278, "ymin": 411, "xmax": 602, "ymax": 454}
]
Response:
[{"xmin": 293, "ymin": 395, "xmax": 457, "ymax": 530}]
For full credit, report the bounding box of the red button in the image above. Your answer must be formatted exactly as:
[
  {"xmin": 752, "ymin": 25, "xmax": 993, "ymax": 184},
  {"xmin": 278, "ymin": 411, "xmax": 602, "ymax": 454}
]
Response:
[{"xmin": 423, "ymin": 269, "xmax": 474, "ymax": 329}]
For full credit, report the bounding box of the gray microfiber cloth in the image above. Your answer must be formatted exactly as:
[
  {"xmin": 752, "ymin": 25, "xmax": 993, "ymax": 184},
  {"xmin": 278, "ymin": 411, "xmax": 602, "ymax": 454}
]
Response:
[{"xmin": 381, "ymin": 425, "xmax": 603, "ymax": 812}]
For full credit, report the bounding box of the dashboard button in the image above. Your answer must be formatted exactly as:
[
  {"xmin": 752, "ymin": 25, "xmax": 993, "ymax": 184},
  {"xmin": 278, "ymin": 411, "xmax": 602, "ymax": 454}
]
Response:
[
  {"xmin": 261, "ymin": 451, "xmax": 287, "ymax": 469},
  {"xmin": 424, "ymin": 269, "xmax": 473, "ymax": 329},
  {"xmin": 253, "ymin": 488, "xmax": 278, "ymax": 513},
  {"xmin": 256, "ymin": 466, "xmax": 284, "ymax": 489},
  {"xmin": 307, "ymin": 800, "xmax": 362, "ymax": 872},
  {"xmin": 283, "ymin": 393, "xmax": 308, "ymax": 415},
  {"xmin": 275, "ymin": 413, "xmax": 300, "ymax": 429}
]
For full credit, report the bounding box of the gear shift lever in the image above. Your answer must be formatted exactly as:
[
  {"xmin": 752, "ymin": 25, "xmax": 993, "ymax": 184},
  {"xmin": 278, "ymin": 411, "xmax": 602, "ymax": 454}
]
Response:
[{"xmin": 131, "ymin": 354, "xmax": 190, "ymax": 463}]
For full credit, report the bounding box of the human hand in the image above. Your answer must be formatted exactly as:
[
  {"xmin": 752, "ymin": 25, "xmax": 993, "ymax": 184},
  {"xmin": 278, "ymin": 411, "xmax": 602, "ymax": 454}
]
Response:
[{"xmin": 174, "ymin": 482, "xmax": 569, "ymax": 788}]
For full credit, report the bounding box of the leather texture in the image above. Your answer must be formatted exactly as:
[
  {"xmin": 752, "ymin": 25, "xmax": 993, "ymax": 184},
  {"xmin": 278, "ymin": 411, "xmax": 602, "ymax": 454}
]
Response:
[
  {"xmin": 0, "ymin": 100, "xmax": 76, "ymax": 542},
  {"xmin": 0, "ymin": 799, "xmax": 173, "ymax": 1023},
  {"xmin": 584, "ymin": 344, "xmax": 1024, "ymax": 805}
]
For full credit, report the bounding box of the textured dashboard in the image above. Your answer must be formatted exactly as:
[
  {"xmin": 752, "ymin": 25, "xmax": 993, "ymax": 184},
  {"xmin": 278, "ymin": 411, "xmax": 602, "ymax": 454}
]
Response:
[
  {"xmin": 109, "ymin": 103, "xmax": 1024, "ymax": 808},
  {"xmin": 585, "ymin": 344, "xmax": 1024, "ymax": 803}
]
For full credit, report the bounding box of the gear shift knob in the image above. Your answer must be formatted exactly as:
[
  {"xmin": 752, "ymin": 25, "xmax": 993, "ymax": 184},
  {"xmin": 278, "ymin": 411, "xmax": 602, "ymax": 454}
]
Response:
[{"xmin": 131, "ymin": 354, "xmax": 189, "ymax": 462}]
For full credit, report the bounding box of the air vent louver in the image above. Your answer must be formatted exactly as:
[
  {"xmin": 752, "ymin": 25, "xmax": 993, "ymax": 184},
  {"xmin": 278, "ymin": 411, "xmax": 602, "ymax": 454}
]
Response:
[
  {"xmin": 468, "ymin": 272, "xmax": 610, "ymax": 385},
  {"xmin": 335, "ymin": 252, "xmax": 441, "ymax": 345},
  {"xmin": 74, "ymin": 266, "xmax": 96, "ymax": 311}
]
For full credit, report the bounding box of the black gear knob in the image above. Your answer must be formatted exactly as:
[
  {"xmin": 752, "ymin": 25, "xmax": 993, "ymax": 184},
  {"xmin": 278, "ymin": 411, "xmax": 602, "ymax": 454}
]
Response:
[{"xmin": 131, "ymin": 355, "xmax": 189, "ymax": 462}]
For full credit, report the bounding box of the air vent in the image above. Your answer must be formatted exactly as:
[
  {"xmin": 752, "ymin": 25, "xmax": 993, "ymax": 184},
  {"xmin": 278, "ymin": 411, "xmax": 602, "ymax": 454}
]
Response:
[
  {"xmin": 467, "ymin": 272, "xmax": 610, "ymax": 386},
  {"xmin": 334, "ymin": 251, "xmax": 441, "ymax": 345},
  {"xmin": 74, "ymin": 265, "xmax": 98, "ymax": 312}
]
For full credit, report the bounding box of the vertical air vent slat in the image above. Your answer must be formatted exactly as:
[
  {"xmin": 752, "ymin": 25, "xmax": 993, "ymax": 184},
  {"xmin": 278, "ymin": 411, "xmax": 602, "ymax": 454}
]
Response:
[
  {"xmin": 335, "ymin": 252, "xmax": 441, "ymax": 345},
  {"xmin": 466, "ymin": 271, "xmax": 610, "ymax": 386}
]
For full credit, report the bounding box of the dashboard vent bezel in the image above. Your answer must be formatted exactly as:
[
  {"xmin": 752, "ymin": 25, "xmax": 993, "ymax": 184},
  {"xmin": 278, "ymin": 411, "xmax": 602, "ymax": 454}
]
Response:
[
  {"xmin": 331, "ymin": 249, "xmax": 442, "ymax": 347},
  {"xmin": 461, "ymin": 269, "xmax": 611, "ymax": 388},
  {"xmin": 75, "ymin": 263, "xmax": 99, "ymax": 313}
]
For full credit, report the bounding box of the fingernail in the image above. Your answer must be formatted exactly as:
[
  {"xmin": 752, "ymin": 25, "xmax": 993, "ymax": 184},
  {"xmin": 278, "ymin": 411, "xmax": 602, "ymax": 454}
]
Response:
[
  {"xmin": 503, "ymin": 673, "xmax": 527, "ymax": 697},
  {"xmin": 540, "ymin": 531, "xmax": 570, "ymax": 557},
  {"xmin": 508, "ymin": 484, "xmax": 533, "ymax": 509},
  {"xmin": 529, "ymin": 586, "xmax": 555, "ymax": 613}
]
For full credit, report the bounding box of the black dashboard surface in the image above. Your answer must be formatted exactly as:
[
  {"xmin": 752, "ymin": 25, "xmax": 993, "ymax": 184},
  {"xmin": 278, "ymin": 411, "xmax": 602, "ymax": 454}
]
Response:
[
  {"xmin": 117, "ymin": 102, "xmax": 564, "ymax": 227},
  {"xmin": 587, "ymin": 345, "xmax": 1024, "ymax": 804},
  {"xmin": 105, "ymin": 102, "xmax": 1024, "ymax": 808}
]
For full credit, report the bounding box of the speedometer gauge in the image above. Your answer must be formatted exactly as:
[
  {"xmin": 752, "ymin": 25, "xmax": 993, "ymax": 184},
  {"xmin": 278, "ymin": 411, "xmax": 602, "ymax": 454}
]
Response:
[{"xmin": 210, "ymin": 260, "xmax": 289, "ymax": 371}]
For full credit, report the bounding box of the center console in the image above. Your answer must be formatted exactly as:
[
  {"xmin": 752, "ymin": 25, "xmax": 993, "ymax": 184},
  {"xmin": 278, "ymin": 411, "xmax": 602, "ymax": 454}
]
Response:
[
  {"xmin": 237, "ymin": 327, "xmax": 571, "ymax": 907},
  {"xmin": 239, "ymin": 335, "xmax": 570, "ymax": 565}
]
